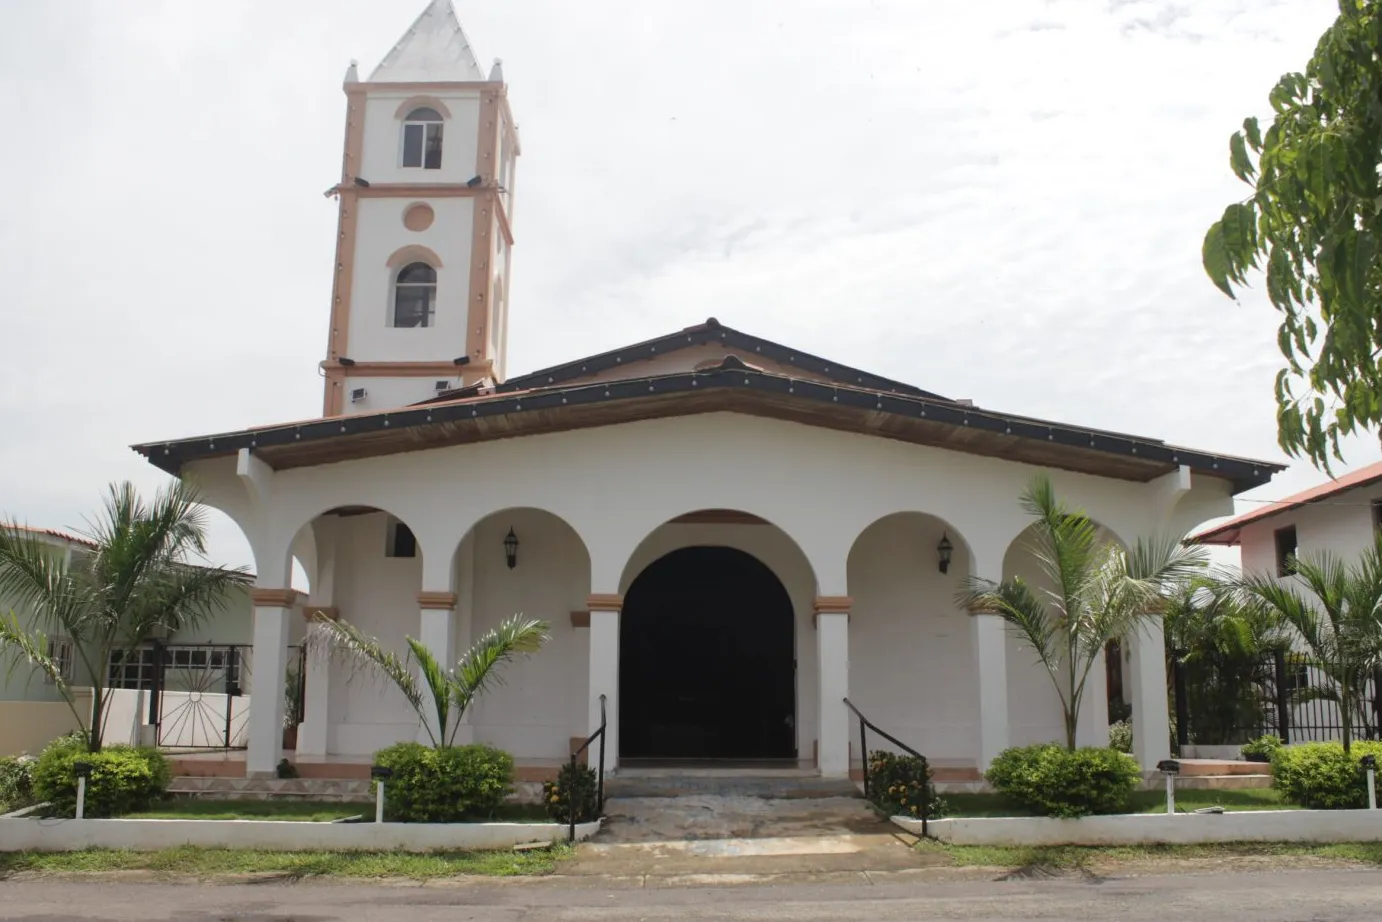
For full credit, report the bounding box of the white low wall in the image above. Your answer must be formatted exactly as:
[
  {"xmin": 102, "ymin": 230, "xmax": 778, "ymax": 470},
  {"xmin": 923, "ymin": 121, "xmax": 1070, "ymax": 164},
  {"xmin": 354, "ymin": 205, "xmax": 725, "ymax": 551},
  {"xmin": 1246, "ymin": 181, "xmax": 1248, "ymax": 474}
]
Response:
[
  {"xmin": 0, "ymin": 817, "xmax": 600, "ymax": 852},
  {"xmin": 893, "ymin": 810, "xmax": 1382, "ymax": 846}
]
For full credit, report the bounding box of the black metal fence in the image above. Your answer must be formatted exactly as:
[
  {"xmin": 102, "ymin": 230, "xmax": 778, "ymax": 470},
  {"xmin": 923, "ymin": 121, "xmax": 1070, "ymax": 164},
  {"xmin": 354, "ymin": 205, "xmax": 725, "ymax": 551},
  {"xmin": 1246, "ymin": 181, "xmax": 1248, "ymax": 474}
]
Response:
[{"xmin": 1172, "ymin": 651, "xmax": 1382, "ymax": 749}]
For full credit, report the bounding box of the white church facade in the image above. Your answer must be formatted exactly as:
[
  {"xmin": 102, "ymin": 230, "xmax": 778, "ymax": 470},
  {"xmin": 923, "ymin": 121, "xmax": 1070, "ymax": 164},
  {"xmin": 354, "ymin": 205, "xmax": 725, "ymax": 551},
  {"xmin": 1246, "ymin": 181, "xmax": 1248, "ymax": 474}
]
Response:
[{"xmin": 133, "ymin": 0, "xmax": 1283, "ymax": 782}]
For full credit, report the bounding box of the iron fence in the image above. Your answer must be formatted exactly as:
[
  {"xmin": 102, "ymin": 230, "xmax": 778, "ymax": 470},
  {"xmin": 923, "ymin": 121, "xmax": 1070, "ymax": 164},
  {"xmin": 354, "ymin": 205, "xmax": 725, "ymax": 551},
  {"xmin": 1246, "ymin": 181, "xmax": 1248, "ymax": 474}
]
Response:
[{"xmin": 1172, "ymin": 651, "xmax": 1382, "ymax": 749}]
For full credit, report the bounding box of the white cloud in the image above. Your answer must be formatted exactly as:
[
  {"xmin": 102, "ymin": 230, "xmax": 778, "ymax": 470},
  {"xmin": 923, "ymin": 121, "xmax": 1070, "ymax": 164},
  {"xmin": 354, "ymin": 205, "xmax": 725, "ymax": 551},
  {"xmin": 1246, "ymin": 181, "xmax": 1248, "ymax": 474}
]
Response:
[{"xmin": 0, "ymin": 0, "xmax": 1353, "ymax": 569}]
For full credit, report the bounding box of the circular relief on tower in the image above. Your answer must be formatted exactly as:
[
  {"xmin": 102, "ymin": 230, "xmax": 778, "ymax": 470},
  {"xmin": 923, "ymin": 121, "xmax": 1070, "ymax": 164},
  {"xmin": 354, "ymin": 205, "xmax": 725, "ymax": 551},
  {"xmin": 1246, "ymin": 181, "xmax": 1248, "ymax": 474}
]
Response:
[{"xmin": 403, "ymin": 203, "xmax": 435, "ymax": 232}]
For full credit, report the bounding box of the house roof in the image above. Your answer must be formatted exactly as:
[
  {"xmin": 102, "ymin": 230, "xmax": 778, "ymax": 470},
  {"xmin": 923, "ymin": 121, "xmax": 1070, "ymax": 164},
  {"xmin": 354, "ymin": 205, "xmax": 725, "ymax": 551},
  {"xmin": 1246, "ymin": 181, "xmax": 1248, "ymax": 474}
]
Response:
[
  {"xmin": 368, "ymin": 0, "xmax": 485, "ymax": 83},
  {"xmin": 1187, "ymin": 459, "xmax": 1382, "ymax": 546},
  {"xmin": 4, "ymin": 524, "xmax": 97, "ymax": 550},
  {"xmin": 131, "ymin": 321, "xmax": 1284, "ymax": 493}
]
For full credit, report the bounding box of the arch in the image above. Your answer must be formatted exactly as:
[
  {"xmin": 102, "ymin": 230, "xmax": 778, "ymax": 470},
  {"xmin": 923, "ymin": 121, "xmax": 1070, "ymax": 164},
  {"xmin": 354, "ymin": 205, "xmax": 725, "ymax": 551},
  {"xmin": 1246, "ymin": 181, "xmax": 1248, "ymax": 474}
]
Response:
[
  {"xmin": 273, "ymin": 501, "xmax": 429, "ymax": 586},
  {"xmin": 400, "ymin": 103, "xmax": 444, "ymax": 170},
  {"xmin": 385, "ymin": 244, "xmax": 443, "ymax": 270},
  {"xmin": 390, "ymin": 260, "xmax": 437, "ymax": 329},
  {"xmin": 393, "ymin": 97, "xmax": 452, "ymax": 120},
  {"xmin": 620, "ymin": 545, "xmax": 797, "ymax": 760}
]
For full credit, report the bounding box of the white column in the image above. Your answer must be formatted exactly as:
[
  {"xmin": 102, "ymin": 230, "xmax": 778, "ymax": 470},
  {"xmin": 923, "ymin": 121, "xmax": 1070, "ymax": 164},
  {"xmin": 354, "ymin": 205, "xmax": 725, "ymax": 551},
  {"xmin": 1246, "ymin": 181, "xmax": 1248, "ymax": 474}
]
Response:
[
  {"xmin": 1129, "ymin": 616, "xmax": 1171, "ymax": 768},
  {"xmin": 246, "ymin": 588, "xmax": 297, "ymax": 777},
  {"xmin": 815, "ymin": 598, "xmax": 850, "ymax": 778},
  {"xmin": 297, "ymin": 606, "xmax": 337, "ymax": 756},
  {"xmin": 587, "ymin": 594, "xmax": 621, "ymax": 772},
  {"xmin": 972, "ymin": 613, "xmax": 1009, "ymax": 772},
  {"xmin": 1075, "ymin": 651, "xmax": 1110, "ymax": 749},
  {"xmin": 451, "ymin": 537, "xmax": 476, "ymax": 746},
  {"xmin": 417, "ymin": 591, "xmax": 457, "ymax": 745}
]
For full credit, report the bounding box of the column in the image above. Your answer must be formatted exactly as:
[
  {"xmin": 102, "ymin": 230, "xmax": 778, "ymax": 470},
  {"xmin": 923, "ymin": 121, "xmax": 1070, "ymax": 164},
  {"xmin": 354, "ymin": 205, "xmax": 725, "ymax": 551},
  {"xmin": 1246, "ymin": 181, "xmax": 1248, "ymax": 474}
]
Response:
[
  {"xmin": 570, "ymin": 609, "xmax": 591, "ymax": 759},
  {"xmin": 417, "ymin": 591, "xmax": 457, "ymax": 745},
  {"xmin": 451, "ymin": 537, "xmax": 476, "ymax": 745},
  {"xmin": 1075, "ymin": 652, "xmax": 1109, "ymax": 749},
  {"xmin": 815, "ymin": 596, "xmax": 850, "ymax": 778},
  {"xmin": 296, "ymin": 605, "xmax": 338, "ymax": 757},
  {"xmin": 1128, "ymin": 616, "xmax": 1171, "ymax": 768},
  {"xmin": 586, "ymin": 593, "xmax": 621, "ymax": 773},
  {"xmin": 246, "ymin": 588, "xmax": 298, "ymax": 777},
  {"xmin": 971, "ymin": 612, "xmax": 1009, "ymax": 771}
]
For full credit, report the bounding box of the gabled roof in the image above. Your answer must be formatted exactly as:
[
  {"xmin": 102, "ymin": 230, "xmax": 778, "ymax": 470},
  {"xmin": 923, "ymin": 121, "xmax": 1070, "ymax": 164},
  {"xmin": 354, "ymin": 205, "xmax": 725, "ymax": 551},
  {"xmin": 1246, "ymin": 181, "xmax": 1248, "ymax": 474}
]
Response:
[
  {"xmin": 132, "ymin": 322, "xmax": 1285, "ymax": 493},
  {"xmin": 1188, "ymin": 460, "xmax": 1382, "ymax": 546},
  {"xmin": 491, "ymin": 318, "xmax": 954, "ymax": 401},
  {"xmin": 4, "ymin": 524, "xmax": 96, "ymax": 550},
  {"xmin": 369, "ymin": 0, "xmax": 484, "ymax": 84}
]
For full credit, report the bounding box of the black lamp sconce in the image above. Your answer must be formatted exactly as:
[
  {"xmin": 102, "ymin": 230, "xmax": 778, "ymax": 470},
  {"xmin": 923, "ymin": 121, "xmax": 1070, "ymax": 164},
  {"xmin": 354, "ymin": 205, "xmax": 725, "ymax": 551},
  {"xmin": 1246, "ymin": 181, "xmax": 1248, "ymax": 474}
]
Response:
[
  {"xmin": 937, "ymin": 533, "xmax": 954, "ymax": 574},
  {"xmin": 504, "ymin": 528, "xmax": 519, "ymax": 570}
]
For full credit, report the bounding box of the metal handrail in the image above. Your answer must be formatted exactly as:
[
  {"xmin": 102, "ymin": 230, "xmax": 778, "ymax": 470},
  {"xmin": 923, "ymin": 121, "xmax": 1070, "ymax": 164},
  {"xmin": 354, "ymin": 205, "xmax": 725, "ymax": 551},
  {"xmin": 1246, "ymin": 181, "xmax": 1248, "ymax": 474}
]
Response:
[
  {"xmin": 843, "ymin": 697, "xmax": 931, "ymax": 837},
  {"xmin": 567, "ymin": 693, "xmax": 607, "ymax": 843}
]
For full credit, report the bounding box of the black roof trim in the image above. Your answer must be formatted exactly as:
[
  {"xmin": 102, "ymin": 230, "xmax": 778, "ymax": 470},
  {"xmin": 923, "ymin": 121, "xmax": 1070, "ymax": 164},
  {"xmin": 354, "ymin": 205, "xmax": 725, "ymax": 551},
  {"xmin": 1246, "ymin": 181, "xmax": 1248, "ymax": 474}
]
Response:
[
  {"xmin": 495, "ymin": 318, "xmax": 953, "ymax": 401},
  {"xmin": 134, "ymin": 361, "xmax": 1284, "ymax": 492}
]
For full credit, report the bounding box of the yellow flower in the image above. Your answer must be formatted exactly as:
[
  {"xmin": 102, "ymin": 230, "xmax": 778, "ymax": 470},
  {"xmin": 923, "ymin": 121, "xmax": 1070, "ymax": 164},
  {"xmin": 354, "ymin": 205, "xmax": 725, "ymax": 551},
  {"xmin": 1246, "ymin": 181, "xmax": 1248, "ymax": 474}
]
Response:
[{"xmin": 550, "ymin": 794, "xmax": 560, "ymax": 803}]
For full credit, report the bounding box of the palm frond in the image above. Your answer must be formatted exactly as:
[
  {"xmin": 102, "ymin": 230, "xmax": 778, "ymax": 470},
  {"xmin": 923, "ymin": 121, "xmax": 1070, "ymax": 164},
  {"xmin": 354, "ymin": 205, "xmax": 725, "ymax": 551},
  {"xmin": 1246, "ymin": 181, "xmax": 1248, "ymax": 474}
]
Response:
[
  {"xmin": 451, "ymin": 617, "xmax": 551, "ymax": 721},
  {"xmin": 0, "ymin": 611, "xmax": 88, "ymax": 735},
  {"xmin": 406, "ymin": 636, "xmax": 451, "ymax": 746},
  {"xmin": 306, "ymin": 616, "xmax": 431, "ymax": 741}
]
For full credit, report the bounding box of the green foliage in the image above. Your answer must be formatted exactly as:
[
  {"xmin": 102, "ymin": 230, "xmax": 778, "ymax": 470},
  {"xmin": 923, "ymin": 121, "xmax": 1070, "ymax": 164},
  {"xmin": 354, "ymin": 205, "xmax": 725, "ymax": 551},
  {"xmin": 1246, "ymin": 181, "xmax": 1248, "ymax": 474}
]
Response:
[
  {"xmin": 543, "ymin": 760, "xmax": 600, "ymax": 824},
  {"xmin": 371, "ymin": 741, "xmax": 514, "ymax": 823},
  {"xmin": 0, "ymin": 755, "xmax": 36, "ymax": 812},
  {"xmin": 1107, "ymin": 697, "xmax": 1132, "ymax": 723},
  {"xmin": 275, "ymin": 758, "xmax": 299, "ymax": 780},
  {"xmin": 1239, "ymin": 536, "xmax": 1382, "ymax": 751},
  {"xmin": 1271, "ymin": 741, "xmax": 1382, "ymax": 810},
  {"xmin": 985, "ymin": 744, "xmax": 1141, "ymax": 818},
  {"xmin": 1202, "ymin": 2, "xmax": 1382, "ymax": 466},
  {"xmin": 1240, "ymin": 734, "xmax": 1285, "ymax": 761},
  {"xmin": 1164, "ymin": 577, "xmax": 1289, "ymax": 745},
  {"xmin": 866, "ymin": 750, "xmax": 944, "ymax": 820},
  {"xmin": 959, "ymin": 475, "xmax": 1206, "ymax": 749},
  {"xmin": 32, "ymin": 735, "xmax": 170, "ymax": 817},
  {"xmin": 309, "ymin": 616, "xmax": 550, "ymax": 749},
  {"xmin": 1108, "ymin": 720, "xmax": 1133, "ymax": 754},
  {"xmin": 0, "ymin": 481, "xmax": 251, "ymax": 752}
]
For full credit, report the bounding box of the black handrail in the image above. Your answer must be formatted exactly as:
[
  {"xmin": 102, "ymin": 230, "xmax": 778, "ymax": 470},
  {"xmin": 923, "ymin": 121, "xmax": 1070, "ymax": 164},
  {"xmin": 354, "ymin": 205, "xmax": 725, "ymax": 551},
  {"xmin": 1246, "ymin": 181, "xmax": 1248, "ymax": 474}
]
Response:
[
  {"xmin": 843, "ymin": 697, "xmax": 930, "ymax": 838},
  {"xmin": 567, "ymin": 693, "xmax": 607, "ymax": 843}
]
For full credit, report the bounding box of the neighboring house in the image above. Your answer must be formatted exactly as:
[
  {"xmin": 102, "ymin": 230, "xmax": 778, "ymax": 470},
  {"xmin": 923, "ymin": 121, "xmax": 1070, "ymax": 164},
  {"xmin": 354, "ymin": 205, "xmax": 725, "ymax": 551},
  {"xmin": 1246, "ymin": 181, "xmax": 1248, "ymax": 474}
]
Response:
[
  {"xmin": 1189, "ymin": 461, "xmax": 1382, "ymax": 743},
  {"xmin": 128, "ymin": 0, "xmax": 1286, "ymax": 782},
  {"xmin": 0, "ymin": 524, "xmax": 254, "ymax": 756}
]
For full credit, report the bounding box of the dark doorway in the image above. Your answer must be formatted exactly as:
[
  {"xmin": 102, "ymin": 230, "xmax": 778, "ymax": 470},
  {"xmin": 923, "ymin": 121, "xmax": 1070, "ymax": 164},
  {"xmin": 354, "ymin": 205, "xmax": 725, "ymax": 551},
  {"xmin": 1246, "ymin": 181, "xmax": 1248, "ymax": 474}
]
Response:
[{"xmin": 620, "ymin": 545, "xmax": 796, "ymax": 760}]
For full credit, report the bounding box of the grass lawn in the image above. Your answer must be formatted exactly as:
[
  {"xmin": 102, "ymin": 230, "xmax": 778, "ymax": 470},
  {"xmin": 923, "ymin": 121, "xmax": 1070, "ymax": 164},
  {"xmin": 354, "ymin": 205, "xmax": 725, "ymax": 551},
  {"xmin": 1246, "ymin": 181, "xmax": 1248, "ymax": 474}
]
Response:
[
  {"xmin": 917, "ymin": 840, "xmax": 1382, "ymax": 869},
  {"xmin": 941, "ymin": 787, "xmax": 1291, "ymax": 818},
  {"xmin": 0, "ymin": 844, "xmax": 569, "ymax": 880},
  {"xmin": 119, "ymin": 800, "xmax": 552, "ymax": 823}
]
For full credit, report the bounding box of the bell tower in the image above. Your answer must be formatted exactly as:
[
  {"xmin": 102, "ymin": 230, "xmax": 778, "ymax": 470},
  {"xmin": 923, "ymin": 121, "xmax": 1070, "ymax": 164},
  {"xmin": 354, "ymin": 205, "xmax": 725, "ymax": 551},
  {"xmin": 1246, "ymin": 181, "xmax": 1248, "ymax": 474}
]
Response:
[{"xmin": 321, "ymin": 0, "xmax": 519, "ymax": 416}]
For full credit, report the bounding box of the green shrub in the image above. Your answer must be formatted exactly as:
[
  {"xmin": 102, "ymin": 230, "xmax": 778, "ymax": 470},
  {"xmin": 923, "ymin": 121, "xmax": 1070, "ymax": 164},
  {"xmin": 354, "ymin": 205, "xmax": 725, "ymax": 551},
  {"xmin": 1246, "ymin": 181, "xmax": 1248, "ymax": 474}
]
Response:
[
  {"xmin": 1108, "ymin": 720, "xmax": 1133, "ymax": 754},
  {"xmin": 0, "ymin": 755, "xmax": 37, "ymax": 813},
  {"xmin": 543, "ymin": 760, "xmax": 600, "ymax": 824},
  {"xmin": 372, "ymin": 742, "xmax": 514, "ymax": 823},
  {"xmin": 985, "ymin": 744, "xmax": 1141, "ymax": 818},
  {"xmin": 1240, "ymin": 734, "xmax": 1284, "ymax": 762},
  {"xmin": 866, "ymin": 750, "xmax": 944, "ymax": 820},
  {"xmin": 32, "ymin": 738, "xmax": 171, "ymax": 818},
  {"xmin": 1270, "ymin": 741, "xmax": 1382, "ymax": 809}
]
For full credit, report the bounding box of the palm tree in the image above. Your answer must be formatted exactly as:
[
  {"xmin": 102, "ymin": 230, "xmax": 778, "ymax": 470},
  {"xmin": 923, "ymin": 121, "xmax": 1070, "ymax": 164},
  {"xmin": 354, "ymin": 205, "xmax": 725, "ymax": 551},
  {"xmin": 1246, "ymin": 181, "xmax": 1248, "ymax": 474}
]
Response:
[
  {"xmin": 1239, "ymin": 535, "xmax": 1382, "ymax": 753},
  {"xmin": 308, "ymin": 615, "xmax": 550, "ymax": 748},
  {"xmin": 0, "ymin": 481, "xmax": 252, "ymax": 752},
  {"xmin": 959, "ymin": 475, "xmax": 1207, "ymax": 750},
  {"xmin": 1162, "ymin": 575, "xmax": 1289, "ymax": 744}
]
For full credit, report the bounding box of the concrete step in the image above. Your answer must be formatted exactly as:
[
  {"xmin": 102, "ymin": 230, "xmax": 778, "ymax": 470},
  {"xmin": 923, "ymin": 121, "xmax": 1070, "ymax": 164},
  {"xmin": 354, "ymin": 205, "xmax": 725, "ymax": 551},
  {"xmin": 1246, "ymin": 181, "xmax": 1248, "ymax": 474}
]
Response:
[
  {"xmin": 1178, "ymin": 759, "xmax": 1270, "ymax": 777},
  {"xmin": 167, "ymin": 776, "xmax": 373, "ymax": 802},
  {"xmin": 604, "ymin": 770, "xmax": 861, "ymax": 800}
]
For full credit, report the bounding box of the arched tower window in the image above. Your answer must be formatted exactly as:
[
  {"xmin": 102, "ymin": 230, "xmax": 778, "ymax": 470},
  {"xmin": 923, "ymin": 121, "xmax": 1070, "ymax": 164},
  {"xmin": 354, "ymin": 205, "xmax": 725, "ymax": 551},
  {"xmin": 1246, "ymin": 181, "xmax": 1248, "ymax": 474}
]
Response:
[
  {"xmin": 392, "ymin": 262, "xmax": 437, "ymax": 328},
  {"xmin": 402, "ymin": 107, "xmax": 443, "ymax": 170}
]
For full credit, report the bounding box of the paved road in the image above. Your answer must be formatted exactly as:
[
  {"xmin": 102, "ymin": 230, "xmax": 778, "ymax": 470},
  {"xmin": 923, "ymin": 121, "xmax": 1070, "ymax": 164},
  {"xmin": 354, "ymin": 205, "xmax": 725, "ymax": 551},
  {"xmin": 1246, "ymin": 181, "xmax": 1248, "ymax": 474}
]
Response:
[{"xmin": 3, "ymin": 869, "xmax": 1382, "ymax": 921}]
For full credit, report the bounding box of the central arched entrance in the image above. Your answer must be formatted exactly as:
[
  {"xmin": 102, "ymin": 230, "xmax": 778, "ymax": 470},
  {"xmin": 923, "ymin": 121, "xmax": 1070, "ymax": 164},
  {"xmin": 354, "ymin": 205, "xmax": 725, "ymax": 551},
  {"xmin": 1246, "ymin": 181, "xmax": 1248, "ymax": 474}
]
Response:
[{"xmin": 620, "ymin": 546, "xmax": 796, "ymax": 762}]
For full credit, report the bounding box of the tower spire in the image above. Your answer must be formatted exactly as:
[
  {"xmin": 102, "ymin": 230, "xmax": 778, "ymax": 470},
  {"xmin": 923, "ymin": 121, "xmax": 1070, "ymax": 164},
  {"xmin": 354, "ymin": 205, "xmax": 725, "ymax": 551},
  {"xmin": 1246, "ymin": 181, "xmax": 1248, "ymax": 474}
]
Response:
[{"xmin": 370, "ymin": 0, "xmax": 484, "ymax": 83}]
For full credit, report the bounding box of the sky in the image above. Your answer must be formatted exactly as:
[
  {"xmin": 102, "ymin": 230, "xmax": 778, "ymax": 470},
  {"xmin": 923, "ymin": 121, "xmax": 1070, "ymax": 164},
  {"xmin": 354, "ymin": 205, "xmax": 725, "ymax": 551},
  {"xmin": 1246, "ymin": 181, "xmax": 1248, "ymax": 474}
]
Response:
[{"xmin": 0, "ymin": 0, "xmax": 1368, "ymax": 570}]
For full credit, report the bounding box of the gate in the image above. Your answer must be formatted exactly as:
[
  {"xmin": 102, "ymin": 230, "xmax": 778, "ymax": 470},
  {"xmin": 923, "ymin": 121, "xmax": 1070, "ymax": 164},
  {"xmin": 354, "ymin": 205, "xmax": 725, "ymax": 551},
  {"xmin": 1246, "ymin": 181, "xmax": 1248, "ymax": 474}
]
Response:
[{"xmin": 150, "ymin": 643, "xmax": 254, "ymax": 749}]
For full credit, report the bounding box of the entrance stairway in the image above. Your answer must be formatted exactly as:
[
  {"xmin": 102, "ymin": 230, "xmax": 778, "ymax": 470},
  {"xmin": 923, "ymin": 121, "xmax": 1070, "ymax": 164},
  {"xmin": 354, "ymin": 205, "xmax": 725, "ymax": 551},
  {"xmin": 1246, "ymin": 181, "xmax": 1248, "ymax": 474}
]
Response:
[{"xmin": 604, "ymin": 767, "xmax": 860, "ymax": 801}]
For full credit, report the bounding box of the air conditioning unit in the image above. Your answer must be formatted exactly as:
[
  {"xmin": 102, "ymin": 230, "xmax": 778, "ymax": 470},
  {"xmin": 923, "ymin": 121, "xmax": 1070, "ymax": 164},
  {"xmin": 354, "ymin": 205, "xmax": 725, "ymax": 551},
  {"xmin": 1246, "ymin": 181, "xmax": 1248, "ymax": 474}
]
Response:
[
  {"xmin": 434, "ymin": 380, "xmax": 451, "ymax": 392},
  {"xmin": 350, "ymin": 387, "xmax": 367, "ymax": 403}
]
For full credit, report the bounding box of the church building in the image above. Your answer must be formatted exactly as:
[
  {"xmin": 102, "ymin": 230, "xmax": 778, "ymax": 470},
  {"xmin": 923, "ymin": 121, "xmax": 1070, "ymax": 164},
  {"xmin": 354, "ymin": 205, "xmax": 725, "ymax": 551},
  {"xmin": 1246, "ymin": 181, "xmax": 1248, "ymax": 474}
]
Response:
[{"xmin": 133, "ymin": 0, "xmax": 1283, "ymax": 783}]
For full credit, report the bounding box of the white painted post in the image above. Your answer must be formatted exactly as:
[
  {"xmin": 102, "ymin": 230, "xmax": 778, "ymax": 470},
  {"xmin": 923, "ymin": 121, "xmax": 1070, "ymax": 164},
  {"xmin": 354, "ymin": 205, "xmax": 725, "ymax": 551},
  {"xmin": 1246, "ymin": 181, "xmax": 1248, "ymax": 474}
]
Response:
[
  {"xmin": 1165, "ymin": 772, "xmax": 1175, "ymax": 815},
  {"xmin": 815, "ymin": 598, "xmax": 851, "ymax": 779},
  {"xmin": 1368, "ymin": 767, "xmax": 1377, "ymax": 811},
  {"xmin": 246, "ymin": 589, "xmax": 297, "ymax": 777},
  {"xmin": 75, "ymin": 777, "xmax": 86, "ymax": 820},
  {"xmin": 1128, "ymin": 616, "xmax": 1172, "ymax": 769},
  {"xmin": 587, "ymin": 595, "xmax": 622, "ymax": 773},
  {"xmin": 416, "ymin": 591, "xmax": 458, "ymax": 745},
  {"xmin": 971, "ymin": 613, "xmax": 1009, "ymax": 772},
  {"xmin": 375, "ymin": 781, "xmax": 386, "ymax": 823}
]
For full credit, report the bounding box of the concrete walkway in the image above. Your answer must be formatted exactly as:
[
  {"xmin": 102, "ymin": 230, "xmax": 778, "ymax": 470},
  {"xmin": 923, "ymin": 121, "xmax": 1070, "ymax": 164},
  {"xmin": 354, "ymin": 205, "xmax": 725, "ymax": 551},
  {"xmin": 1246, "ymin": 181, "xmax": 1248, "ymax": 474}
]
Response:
[{"xmin": 564, "ymin": 794, "xmax": 939, "ymax": 880}]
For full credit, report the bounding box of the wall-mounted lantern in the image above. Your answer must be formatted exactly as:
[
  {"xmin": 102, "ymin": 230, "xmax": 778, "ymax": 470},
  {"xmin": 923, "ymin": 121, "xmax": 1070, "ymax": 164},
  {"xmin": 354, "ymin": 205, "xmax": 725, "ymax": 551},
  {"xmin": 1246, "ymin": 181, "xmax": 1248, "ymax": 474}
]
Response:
[
  {"xmin": 504, "ymin": 528, "xmax": 519, "ymax": 570},
  {"xmin": 936, "ymin": 533, "xmax": 954, "ymax": 574}
]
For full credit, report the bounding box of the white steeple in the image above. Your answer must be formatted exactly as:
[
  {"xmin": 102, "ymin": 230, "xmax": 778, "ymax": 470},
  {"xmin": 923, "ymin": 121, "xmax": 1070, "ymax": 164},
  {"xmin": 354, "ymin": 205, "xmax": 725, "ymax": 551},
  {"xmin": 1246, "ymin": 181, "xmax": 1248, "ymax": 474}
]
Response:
[{"xmin": 370, "ymin": 0, "xmax": 484, "ymax": 83}]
